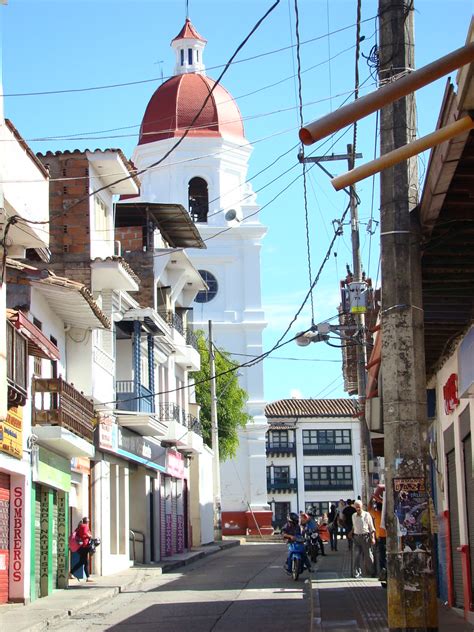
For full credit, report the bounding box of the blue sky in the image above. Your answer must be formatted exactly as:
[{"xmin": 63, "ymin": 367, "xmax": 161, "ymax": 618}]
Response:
[{"xmin": 1, "ymin": 0, "xmax": 472, "ymax": 403}]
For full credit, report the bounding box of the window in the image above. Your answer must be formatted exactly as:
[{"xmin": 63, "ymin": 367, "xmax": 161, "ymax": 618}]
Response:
[
  {"xmin": 273, "ymin": 466, "xmax": 289, "ymax": 482},
  {"xmin": 302, "ymin": 429, "xmax": 352, "ymax": 454},
  {"xmin": 188, "ymin": 177, "xmax": 209, "ymax": 222},
  {"xmin": 195, "ymin": 270, "xmax": 218, "ymax": 303},
  {"xmin": 305, "ymin": 502, "xmax": 330, "ymax": 517},
  {"xmin": 180, "ymin": 49, "xmax": 184, "ymax": 65},
  {"xmin": 268, "ymin": 430, "xmax": 288, "ymax": 447},
  {"xmin": 196, "ymin": 49, "xmax": 199, "ymax": 62},
  {"xmin": 304, "ymin": 466, "xmax": 353, "ymax": 491},
  {"xmin": 273, "ymin": 502, "xmax": 290, "ymax": 527},
  {"xmin": 188, "ymin": 48, "xmax": 193, "ymax": 65}
]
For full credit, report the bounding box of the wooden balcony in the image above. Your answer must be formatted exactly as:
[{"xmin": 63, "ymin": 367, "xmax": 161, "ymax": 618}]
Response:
[{"xmin": 32, "ymin": 378, "xmax": 95, "ymax": 443}]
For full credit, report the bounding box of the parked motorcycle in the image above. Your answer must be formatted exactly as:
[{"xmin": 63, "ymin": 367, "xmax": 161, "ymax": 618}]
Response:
[{"xmin": 287, "ymin": 535, "xmax": 307, "ymax": 581}]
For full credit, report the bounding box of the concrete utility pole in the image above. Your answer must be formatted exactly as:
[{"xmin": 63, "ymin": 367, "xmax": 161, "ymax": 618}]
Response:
[
  {"xmin": 346, "ymin": 143, "xmax": 369, "ymax": 506},
  {"xmin": 378, "ymin": 1, "xmax": 438, "ymax": 629},
  {"xmin": 208, "ymin": 320, "xmax": 222, "ymax": 541}
]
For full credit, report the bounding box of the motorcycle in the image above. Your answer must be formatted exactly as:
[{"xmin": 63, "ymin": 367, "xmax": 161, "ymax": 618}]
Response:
[{"xmin": 287, "ymin": 535, "xmax": 307, "ymax": 581}]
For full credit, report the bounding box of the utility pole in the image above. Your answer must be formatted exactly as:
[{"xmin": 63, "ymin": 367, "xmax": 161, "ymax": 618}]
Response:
[
  {"xmin": 346, "ymin": 142, "xmax": 369, "ymax": 506},
  {"xmin": 378, "ymin": 1, "xmax": 438, "ymax": 629},
  {"xmin": 208, "ymin": 320, "xmax": 222, "ymax": 541}
]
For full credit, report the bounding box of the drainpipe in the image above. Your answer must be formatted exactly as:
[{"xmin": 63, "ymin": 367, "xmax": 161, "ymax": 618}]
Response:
[{"xmin": 295, "ymin": 418, "xmax": 300, "ymax": 512}]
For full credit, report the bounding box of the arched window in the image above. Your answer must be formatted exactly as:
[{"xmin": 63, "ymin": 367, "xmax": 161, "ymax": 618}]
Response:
[
  {"xmin": 195, "ymin": 270, "xmax": 218, "ymax": 303},
  {"xmin": 188, "ymin": 177, "xmax": 209, "ymax": 223}
]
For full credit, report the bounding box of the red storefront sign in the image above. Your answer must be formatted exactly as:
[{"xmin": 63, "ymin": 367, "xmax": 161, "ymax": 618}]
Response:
[
  {"xmin": 443, "ymin": 373, "xmax": 460, "ymax": 415},
  {"xmin": 166, "ymin": 451, "xmax": 184, "ymax": 479}
]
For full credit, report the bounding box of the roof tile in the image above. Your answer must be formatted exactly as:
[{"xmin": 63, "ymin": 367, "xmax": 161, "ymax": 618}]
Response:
[{"xmin": 265, "ymin": 398, "xmax": 357, "ymax": 419}]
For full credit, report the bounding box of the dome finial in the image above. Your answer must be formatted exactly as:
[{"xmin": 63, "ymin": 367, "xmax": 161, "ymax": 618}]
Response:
[{"xmin": 185, "ymin": 0, "xmax": 189, "ymax": 19}]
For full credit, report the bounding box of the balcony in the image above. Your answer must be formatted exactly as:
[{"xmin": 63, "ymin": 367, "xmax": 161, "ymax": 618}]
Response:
[
  {"xmin": 185, "ymin": 328, "xmax": 199, "ymax": 352},
  {"xmin": 266, "ymin": 442, "xmax": 296, "ymax": 456},
  {"xmin": 267, "ymin": 478, "xmax": 297, "ymax": 493},
  {"xmin": 303, "ymin": 445, "xmax": 352, "ymax": 456},
  {"xmin": 116, "ymin": 380, "xmax": 154, "ymax": 413},
  {"xmin": 32, "ymin": 378, "xmax": 95, "ymax": 457},
  {"xmin": 6, "ymin": 321, "xmax": 28, "ymax": 407},
  {"xmin": 304, "ymin": 481, "xmax": 353, "ymax": 491}
]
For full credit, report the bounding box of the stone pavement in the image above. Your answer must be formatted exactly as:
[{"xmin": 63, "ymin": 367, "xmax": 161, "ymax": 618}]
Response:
[
  {"xmin": 309, "ymin": 542, "xmax": 474, "ymax": 631},
  {"xmin": 0, "ymin": 540, "xmax": 239, "ymax": 632}
]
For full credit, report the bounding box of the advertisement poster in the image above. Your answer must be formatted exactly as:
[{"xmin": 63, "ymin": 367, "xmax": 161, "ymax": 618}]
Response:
[{"xmin": 393, "ymin": 477, "xmax": 430, "ymax": 551}]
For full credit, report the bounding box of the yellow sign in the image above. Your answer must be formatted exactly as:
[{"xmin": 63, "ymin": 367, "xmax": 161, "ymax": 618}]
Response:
[{"xmin": 0, "ymin": 407, "xmax": 23, "ymax": 459}]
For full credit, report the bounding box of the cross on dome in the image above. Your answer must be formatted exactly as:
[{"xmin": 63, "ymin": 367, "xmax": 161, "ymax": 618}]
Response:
[{"xmin": 171, "ymin": 18, "xmax": 207, "ymax": 76}]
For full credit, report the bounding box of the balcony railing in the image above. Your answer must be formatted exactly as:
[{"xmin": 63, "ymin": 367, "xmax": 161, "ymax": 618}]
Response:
[
  {"xmin": 33, "ymin": 377, "xmax": 95, "ymax": 442},
  {"xmin": 267, "ymin": 477, "xmax": 297, "ymax": 492},
  {"xmin": 156, "ymin": 402, "xmax": 189, "ymax": 424},
  {"xmin": 187, "ymin": 413, "xmax": 202, "ymax": 436},
  {"xmin": 7, "ymin": 321, "xmax": 28, "ymax": 407},
  {"xmin": 160, "ymin": 310, "xmax": 185, "ymax": 336},
  {"xmin": 185, "ymin": 328, "xmax": 199, "ymax": 351},
  {"xmin": 266, "ymin": 442, "xmax": 296, "ymax": 455},
  {"xmin": 304, "ymin": 481, "xmax": 353, "ymax": 491},
  {"xmin": 116, "ymin": 380, "xmax": 154, "ymax": 413},
  {"xmin": 303, "ymin": 445, "xmax": 352, "ymax": 455}
]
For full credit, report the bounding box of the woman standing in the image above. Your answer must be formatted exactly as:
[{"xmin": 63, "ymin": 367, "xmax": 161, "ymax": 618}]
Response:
[
  {"xmin": 70, "ymin": 517, "xmax": 94, "ymax": 582},
  {"xmin": 328, "ymin": 504, "xmax": 338, "ymax": 551}
]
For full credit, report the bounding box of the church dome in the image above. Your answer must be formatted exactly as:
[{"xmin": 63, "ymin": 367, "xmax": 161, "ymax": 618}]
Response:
[
  {"xmin": 138, "ymin": 18, "xmax": 244, "ymax": 145},
  {"xmin": 138, "ymin": 73, "xmax": 245, "ymax": 145}
]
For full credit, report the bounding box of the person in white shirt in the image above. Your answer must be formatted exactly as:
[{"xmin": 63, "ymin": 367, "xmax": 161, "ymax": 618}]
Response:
[{"xmin": 349, "ymin": 500, "xmax": 376, "ymax": 578}]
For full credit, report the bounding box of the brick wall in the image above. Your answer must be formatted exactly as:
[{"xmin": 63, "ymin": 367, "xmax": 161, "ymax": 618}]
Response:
[{"xmin": 115, "ymin": 226, "xmax": 144, "ymax": 253}]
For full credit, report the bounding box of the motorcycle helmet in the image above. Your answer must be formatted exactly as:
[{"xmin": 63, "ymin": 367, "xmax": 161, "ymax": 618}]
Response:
[{"xmin": 288, "ymin": 512, "xmax": 299, "ymax": 524}]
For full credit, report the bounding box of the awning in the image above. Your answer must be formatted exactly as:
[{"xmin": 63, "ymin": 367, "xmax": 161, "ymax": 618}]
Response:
[
  {"xmin": 366, "ymin": 325, "xmax": 381, "ymax": 399},
  {"xmin": 7, "ymin": 309, "xmax": 60, "ymax": 361},
  {"xmin": 30, "ymin": 276, "xmax": 111, "ymax": 330}
]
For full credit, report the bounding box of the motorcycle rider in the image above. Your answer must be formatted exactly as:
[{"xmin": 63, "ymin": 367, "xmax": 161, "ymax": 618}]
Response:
[
  {"xmin": 302, "ymin": 511, "xmax": 326, "ymax": 557},
  {"xmin": 282, "ymin": 512, "xmax": 313, "ymax": 573}
]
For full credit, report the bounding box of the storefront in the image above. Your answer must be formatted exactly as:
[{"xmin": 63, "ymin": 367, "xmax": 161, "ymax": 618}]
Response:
[
  {"xmin": 160, "ymin": 450, "xmax": 187, "ymax": 558},
  {"xmin": 31, "ymin": 447, "xmax": 70, "ymax": 600}
]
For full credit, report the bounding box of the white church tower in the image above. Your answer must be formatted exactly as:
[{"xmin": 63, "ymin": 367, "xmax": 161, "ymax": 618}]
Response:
[{"xmin": 132, "ymin": 18, "xmax": 272, "ymax": 535}]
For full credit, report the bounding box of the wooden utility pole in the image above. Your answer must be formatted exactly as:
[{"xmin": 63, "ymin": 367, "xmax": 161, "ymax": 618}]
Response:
[
  {"xmin": 378, "ymin": 1, "xmax": 438, "ymax": 630},
  {"xmin": 208, "ymin": 320, "xmax": 222, "ymax": 541}
]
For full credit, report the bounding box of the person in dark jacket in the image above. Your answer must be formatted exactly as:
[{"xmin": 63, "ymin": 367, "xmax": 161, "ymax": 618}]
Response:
[
  {"xmin": 282, "ymin": 512, "xmax": 313, "ymax": 573},
  {"xmin": 328, "ymin": 504, "xmax": 338, "ymax": 551},
  {"xmin": 70, "ymin": 517, "xmax": 94, "ymax": 582}
]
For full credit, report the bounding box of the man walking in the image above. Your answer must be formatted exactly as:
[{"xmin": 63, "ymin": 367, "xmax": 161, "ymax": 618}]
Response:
[{"xmin": 349, "ymin": 500, "xmax": 375, "ymax": 578}]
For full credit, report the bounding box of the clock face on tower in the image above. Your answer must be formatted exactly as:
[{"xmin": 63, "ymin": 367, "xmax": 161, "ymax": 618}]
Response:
[{"xmin": 195, "ymin": 270, "xmax": 218, "ymax": 303}]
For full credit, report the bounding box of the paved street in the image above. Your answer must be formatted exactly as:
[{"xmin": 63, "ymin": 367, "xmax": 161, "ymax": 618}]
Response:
[{"xmin": 50, "ymin": 543, "xmax": 310, "ymax": 632}]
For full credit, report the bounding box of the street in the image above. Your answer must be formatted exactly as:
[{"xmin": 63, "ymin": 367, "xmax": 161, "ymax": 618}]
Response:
[{"xmin": 50, "ymin": 543, "xmax": 310, "ymax": 631}]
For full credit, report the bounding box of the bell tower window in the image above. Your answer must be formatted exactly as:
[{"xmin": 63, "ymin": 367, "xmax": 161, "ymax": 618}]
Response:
[
  {"xmin": 188, "ymin": 48, "xmax": 193, "ymax": 65},
  {"xmin": 188, "ymin": 177, "xmax": 209, "ymax": 223},
  {"xmin": 180, "ymin": 49, "xmax": 184, "ymax": 66}
]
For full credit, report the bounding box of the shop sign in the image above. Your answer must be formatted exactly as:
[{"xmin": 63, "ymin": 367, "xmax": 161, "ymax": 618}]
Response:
[
  {"xmin": 165, "ymin": 514, "xmax": 172, "ymax": 557},
  {"xmin": 116, "ymin": 427, "xmax": 166, "ymax": 471},
  {"xmin": 167, "ymin": 450, "xmax": 184, "ymax": 479},
  {"xmin": 0, "ymin": 407, "xmax": 23, "ymax": 459},
  {"xmin": 97, "ymin": 417, "xmax": 118, "ymax": 452},
  {"xmin": 12, "ymin": 486, "xmax": 23, "ymax": 583},
  {"xmin": 35, "ymin": 447, "xmax": 71, "ymax": 492},
  {"xmin": 177, "ymin": 514, "xmax": 184, "ymax": 553},
  {"xmin": 71, "ymin": 457, "xmax": 91, "ymax": 475},
  {"xmin": 443, "ymin": 373, "xmax": 460, "ymax": 415}
]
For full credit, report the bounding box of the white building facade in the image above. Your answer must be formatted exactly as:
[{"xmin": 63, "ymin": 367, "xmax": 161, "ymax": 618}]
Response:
[
  {"xmin": 265, "ymin": 399, "xmax": 362, "ymax": 529},
  {"xmin": 130, "ymin": 18, "xmax": 271, "ymax": 534}
]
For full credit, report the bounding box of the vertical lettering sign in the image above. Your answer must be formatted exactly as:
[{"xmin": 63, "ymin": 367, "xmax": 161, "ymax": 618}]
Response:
[
  {"xmin": 40, "ymin": 490, "xmax": 49, "ymax": 584},
  {"xmin": 176, "ymin": 514, "xmax": 184, "ymax": 553},
  {"xmin": 57, "ymin": 495, "xmax": 67, "ymax": 586},
  {"xmin": 443, "ymin": 373, "xmax": 460, "ymax": 415},
  {"xmin": 12, "ymin": 486, "xmax": 23, "ymax": 582},
  {"xmin": 165, "ymin": 514, "xmax": 172, "ymax": 557}
]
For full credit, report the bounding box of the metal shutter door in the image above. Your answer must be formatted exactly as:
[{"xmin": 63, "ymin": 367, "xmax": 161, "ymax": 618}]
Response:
[
  {"xmin": 463, "ymin": 435, "xmax": 474, "ymax": 598},
  {"xmin": 171, "ymin": 479, "xmax": 178, "ymax": 555},
  {"xmin": 160, "ymin": 476, "xmax": 166, "ymax": 559},
  {"xmin": 447, "ymin": 450, "xmax": 463, "ymax": 608},
  {"xmin": 0, "ymin": 473, "xmax": 10, "ymax": 603}
]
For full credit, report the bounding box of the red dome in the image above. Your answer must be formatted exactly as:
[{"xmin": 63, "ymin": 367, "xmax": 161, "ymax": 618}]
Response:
[{"xmin": 138, "ymin": 73, "xmax": 244, "ymax": 145}]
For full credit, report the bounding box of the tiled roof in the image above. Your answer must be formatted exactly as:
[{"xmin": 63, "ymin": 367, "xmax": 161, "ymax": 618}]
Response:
[
  {"xmin": 265, "ymin": 398, "xmax": 358, "ymax": 419},
  {"xmin": 172, "ymin": 18, "xmax": 206, "ymax": 43}
]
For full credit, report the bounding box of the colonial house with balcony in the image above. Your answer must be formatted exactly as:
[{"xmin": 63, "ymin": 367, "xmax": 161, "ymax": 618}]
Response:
[
  {"xmin": 0, "ymin": 118, "xmax": 50, "ymax": 604},
  {"xmin": 265, "ymin": 399, "xmax": 361, "ymax": 529}
]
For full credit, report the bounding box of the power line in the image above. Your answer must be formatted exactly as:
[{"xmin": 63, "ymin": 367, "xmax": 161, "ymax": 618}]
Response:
[{"xmin": 3, "ymin": 16, "xmax": 376, "ymax": 98}]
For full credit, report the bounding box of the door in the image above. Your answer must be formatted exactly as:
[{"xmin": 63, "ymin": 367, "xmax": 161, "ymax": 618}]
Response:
[
  {"xmin": 274, "ymin": 502, "xmax": 290, "ymax": 530},
  {"xmin": 171, "ymin": 479, "xmax": 178, "ymax": 555},
  {"xmin": 463, "ymin": 434, "xmax": 474, "ymax": 599},
  {"xmin": 0, "ymin": 473, "xmax": 10, "ymax": 603},
  {"xmin": 160, "ymin": 475, "xmax": 166, "ymax": 559},
  {"xmin": 447, "ymin": 449, "xmax": 463, "ymax": 608}
]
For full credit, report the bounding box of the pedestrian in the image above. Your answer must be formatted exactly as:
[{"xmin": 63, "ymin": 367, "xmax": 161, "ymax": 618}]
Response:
[
  {"xmin": 368, "ymin": 486, "xmax": 387, "ymax": 580},
  {"xmin": 69, "ymin": 517, "xmax": 95, "ymax": 583},
  {"xmin": 349, "ymin": 500, "xmax": 376, "ymax": 578},
  {"xmin": 342, "ymin": 499, "xmax": 356, "ymax": 549},
  {"xmin": 328, "ymin": 504, "xmax": 338, "ymax": 551},
  {"xmin": 337, "ymin": 499, "xmax": 346, "ymax": 540}
]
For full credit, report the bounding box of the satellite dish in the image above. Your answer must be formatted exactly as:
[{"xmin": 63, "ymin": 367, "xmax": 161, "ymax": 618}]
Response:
[{"xmin": 224, "ymin": 209, "xmax": 237, "ymax": 221}]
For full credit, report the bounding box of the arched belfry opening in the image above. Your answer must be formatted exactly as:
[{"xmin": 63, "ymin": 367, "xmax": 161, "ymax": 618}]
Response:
[{"xmin": 188, "ymin": 177, "xmax": 209, "ymax": 223}]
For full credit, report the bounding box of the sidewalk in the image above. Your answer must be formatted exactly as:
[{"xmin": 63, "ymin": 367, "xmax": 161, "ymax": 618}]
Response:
[
  {"xmin": 0, "ymin": 540, "xmax": 239, "ymax": 632},
  {"xmin": 309, "ymin": 544, "xmax": 474, "ymax": 631}
]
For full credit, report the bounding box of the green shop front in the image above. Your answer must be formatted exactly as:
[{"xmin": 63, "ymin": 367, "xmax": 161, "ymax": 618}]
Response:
[{"xmin": 31, "ymin": 447, "xmax": 70, "ymax": 600}]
